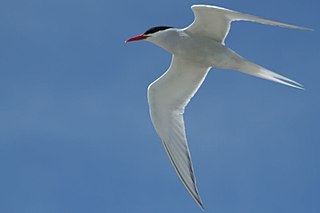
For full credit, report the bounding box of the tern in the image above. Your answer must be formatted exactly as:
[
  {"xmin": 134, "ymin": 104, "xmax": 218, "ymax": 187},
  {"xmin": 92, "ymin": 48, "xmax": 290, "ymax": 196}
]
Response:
[{"xmin": 125, "ymin": 4, "xmax": 309, "ymax": 209}]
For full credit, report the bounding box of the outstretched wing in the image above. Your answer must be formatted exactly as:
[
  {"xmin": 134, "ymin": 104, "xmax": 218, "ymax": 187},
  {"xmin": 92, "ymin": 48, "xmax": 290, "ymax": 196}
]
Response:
[
  {"xmin": 186, "ymin": 5, "xmax": 310, "ymax": 44},
  {"xmin": 147, "ymin": 56, "xmax": 210, "ymax": 209}
]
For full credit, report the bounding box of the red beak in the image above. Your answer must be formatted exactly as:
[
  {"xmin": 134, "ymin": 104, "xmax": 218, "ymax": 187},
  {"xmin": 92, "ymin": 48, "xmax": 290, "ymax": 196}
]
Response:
[{"xmin": 125, "ymin": 34, "xmax": 149, "ymax": 43}]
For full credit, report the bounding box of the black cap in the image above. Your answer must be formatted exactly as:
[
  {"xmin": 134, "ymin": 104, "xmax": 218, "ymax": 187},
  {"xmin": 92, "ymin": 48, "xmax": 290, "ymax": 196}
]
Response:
[{"xmin": 144, "ymin": 26, "xmax": 173, "ymax": 35}]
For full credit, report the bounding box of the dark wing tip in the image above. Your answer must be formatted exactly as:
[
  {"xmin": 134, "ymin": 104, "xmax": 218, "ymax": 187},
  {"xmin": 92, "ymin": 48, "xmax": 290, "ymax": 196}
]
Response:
[{"xmin": 162, "ymin": 140, "xmax": 204, "ymax": 209}]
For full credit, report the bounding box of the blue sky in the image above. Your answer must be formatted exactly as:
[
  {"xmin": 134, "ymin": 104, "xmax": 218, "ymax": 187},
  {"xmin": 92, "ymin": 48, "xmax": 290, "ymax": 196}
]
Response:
[{"xmin": 0, "ymin": 0, "xmax": 319, "ymax": 212}]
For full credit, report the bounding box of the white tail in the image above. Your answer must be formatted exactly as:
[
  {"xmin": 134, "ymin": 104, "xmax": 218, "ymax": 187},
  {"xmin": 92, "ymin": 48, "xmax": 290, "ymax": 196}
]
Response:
[{"xmin": 237, "ymin": 60, "xmax": 304, "ymax": 90}]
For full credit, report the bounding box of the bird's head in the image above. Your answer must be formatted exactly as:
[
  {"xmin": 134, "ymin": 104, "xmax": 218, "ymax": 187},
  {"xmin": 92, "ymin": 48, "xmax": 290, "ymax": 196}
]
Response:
[{"xmin": 125, "ymin": 26, "xmax": 174, "ymax": 43}]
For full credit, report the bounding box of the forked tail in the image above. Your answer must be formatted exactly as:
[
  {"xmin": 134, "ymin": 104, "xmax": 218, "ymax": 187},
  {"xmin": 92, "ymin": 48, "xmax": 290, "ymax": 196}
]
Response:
[{"xmin": 237, "ymin": 60, "xmax": 304, "ymax": 90}]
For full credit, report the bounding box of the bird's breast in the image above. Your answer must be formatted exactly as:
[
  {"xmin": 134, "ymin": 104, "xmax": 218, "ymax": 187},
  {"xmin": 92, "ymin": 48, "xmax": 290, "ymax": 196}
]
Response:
[{"xmin": 173, "ymin": 35, "xmax": 237, "ymax": 68}]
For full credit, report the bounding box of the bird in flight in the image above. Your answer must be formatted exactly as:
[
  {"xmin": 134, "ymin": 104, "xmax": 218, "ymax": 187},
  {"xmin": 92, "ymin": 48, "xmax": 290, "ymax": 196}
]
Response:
[{"xmin": 125, "ymin": 4, "xmax": 309, "ymax": 209}]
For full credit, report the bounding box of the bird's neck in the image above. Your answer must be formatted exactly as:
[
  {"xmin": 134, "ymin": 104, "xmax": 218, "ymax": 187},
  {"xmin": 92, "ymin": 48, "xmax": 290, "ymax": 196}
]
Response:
[{"xmin": 148, "ymin": 29, "xmax": 185, "ymax": 54}]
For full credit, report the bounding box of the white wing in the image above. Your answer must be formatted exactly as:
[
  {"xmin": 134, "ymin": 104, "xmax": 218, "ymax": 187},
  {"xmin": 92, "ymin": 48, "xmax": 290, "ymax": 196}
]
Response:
[
  {"xmin": 186, "ymin": 5, "xmax": 310, "ymax": 44},
  {"xmin": 148, "ymin": 56, "xmax": 210, "ymax": 209}
]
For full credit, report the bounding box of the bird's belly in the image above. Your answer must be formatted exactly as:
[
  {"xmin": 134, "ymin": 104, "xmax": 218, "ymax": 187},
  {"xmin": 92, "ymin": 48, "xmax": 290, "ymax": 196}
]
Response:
[{"xmin": 174, "ymin": 38, "xmax": 243, "ymax": 69}]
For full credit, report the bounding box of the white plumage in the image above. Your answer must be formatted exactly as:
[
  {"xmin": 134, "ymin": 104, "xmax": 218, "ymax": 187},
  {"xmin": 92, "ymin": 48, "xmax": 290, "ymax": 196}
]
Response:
[{"xmin": 126, "ymin": 4, "xmax": 310, "ymax": 209}]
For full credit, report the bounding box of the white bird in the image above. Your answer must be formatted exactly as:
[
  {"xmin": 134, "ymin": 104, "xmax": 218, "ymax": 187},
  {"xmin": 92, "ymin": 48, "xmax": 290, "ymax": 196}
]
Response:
[{"xmin": 125, "ymin": 4, "xmax": 309, "ymax": 209}]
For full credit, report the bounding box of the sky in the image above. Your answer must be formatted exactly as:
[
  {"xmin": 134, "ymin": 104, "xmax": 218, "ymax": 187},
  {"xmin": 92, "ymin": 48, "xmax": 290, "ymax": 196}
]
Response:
[{"xmin": 0, "ymin": 0, "xmax": 319, "ymax": 212}]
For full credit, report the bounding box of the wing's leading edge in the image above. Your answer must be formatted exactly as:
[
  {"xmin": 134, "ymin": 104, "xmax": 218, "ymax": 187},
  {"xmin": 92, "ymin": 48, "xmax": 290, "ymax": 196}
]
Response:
[
  {"xmin": 186, "ymin": 5, "xmax": 311, "ymax": 44},
  {"xmin": 148, "ymin": 56, "xmax": 210, "ymax": 209}
]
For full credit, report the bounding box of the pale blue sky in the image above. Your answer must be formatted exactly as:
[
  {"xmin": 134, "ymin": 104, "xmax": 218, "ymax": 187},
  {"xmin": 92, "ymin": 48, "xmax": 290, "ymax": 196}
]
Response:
[{"xmin": 0, "ymin": 0, "xmax": 319, "ymax": 212}]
